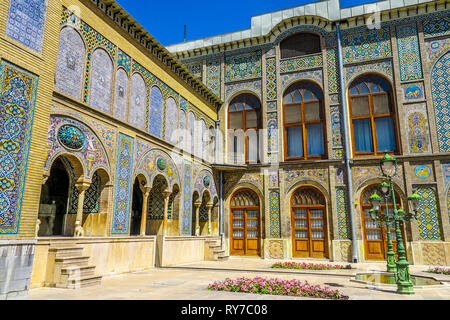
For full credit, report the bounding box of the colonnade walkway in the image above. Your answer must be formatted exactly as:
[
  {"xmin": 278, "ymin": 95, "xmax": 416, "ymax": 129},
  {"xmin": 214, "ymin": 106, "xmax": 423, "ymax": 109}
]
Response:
[{"xmin": 29, "ymin": 258, "xmax": 450, "ymax": 300}]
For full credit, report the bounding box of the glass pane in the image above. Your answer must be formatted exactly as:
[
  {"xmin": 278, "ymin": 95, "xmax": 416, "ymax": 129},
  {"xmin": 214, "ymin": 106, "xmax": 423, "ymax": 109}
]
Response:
[
  {"xmin": 310, "ymin": 209, "xmax": 323, "ymax": 218},
  {"xmin": 375, "ymin": 117, "xmax": 396, "ymax": 152},
  {"xmin": 229, "ymin": 113, "xmax": 243, "ymax": 129},
  {"xmin": 353, "ymin": 119, "xmax": 373, "ymax": 152},
  {"xmin": 391, "ymin": 230, "xmax": 397, "ymax": 240},
  {"xmin": 246, "ymin": 110, "xmax": 258, "ymax": 128},
  {"xmin": 286, "ymin": 126, "xmax": 303, "ymax": 157},
  {"xmin": 311, "ymin": 220, "xmax": 324, "ymax": 229},
  {"xmin": 294, "ymin": 209, "xmax": 307, "ymax": 218},
  {"xmin": 233, "ymin": 230, "xmax": 242, "ymax": 238},
  {"xmin": 351, "ymin": 96, "xmax": 370, "ymax": 116},
  {"xmin": 369, "ymin": 83, "xmax": 380, "ymax": 93},
  {"xmin": 306, "ymin": 124, "xmax": 324, "ymax": 156},
  {"xmin": 367, "ymin": 230, "xmax": 381, "ymax": 240},
  {"xmin": 366, "ymin": 219, "xmax": 379, "ymax": 229},
  {"xmin": 296, "ymin": 230, "xmax": 308, "ymax": 239},
  {"xmin": 284, "ymin": 93, "xmax": 293, "ymax": 104},
  {"xmin": 248, "ymin": 230, "xmax": 258, "ymax": 238},
  {"xmin": 312, "ymin": 230, "xmax": 324, "ymax": 239},
  {"xmin": 304, "ymin": 102, "xmax": 322, "ymax": 121},
  {"xmin": 373, "ymin": 94, "xmax": 391, "ymax": 114},
  {"xmin": 284, "ymin": 104, "xmax": 302, "ymax": 124},
  {"xmin": 233, "ymin": 210, "xmax": 244, "ymax": 219},
  {"xmin": 364, "ymin": 208, "xmax": 372, "ymax": 218},
  {"xmin": 247, "ymin": 210, "xmax": 258, "ymax": 219},
  {"xmin": 295, "ymin": 220, "xmax": 307, "ymax": 228},
  {"xmin": 247, "ymin": 220, "xmax": 258, "ymax": 228},
  {"xmin": 303, "ymin": 90, "xmax": 313, "ymax": 102},
  {"xmin": 293, "ymin": 90, "xmax": 302, "ymax": 103},
  {"xmin": 233, "ymin": 220, "xmax": 244, "ymax": 228},
  {"xmin": 359, "ymin": 83, "xmax": 370, "ymax": 94}
]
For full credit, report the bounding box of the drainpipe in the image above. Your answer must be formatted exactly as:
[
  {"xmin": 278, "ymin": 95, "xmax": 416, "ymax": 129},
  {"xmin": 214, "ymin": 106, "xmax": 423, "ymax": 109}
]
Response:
[
  {"xmin": 215, "ymin": 119, "xmax": 225, "ymax": 249},
  {"xmin": 337, "ymin": 22, "xmax": 359, "ymax": 263}
]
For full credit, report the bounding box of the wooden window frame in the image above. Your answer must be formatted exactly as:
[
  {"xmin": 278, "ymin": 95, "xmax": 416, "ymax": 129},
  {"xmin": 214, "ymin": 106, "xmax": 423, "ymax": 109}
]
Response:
[
  {"xmin": 227, "ymin": 95, "xmax": 262, "ymax": 164},
  {"xmin": 283, "ymin": 82, "xmax": 327, "ymax": 161},
  {"xmin": 349, "ymin": 76, "xmax": 400, "ymax": 157},
  {"xmin": 230, "ymin": 189, "xmax": 261, "ymax": 256},
  {"xmin": 290, "ymin": 187, "xmax": 328, "ymax": 258},
  {"xmin": 360, "ymin": 186, "xmax": 407, "ymax": 261}
]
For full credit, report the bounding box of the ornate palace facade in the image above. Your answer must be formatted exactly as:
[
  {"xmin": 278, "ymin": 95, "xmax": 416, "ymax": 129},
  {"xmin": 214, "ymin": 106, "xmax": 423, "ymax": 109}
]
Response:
[{"xmin": 0, "ymin": 0, "xmax": 449, "ymax": 299}]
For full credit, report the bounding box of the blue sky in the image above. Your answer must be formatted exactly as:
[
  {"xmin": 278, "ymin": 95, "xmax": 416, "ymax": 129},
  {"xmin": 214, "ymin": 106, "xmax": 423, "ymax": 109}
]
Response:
[{"xmin": 115, "ymin": 0, "xmax": 375, "ymax": 46}]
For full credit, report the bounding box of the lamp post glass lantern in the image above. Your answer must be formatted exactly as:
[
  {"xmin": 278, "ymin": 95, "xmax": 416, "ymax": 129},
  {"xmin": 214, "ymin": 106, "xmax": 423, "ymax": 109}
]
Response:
[{"xmin": 369, "ymin": 152, "xmax": 423, "ymax": 294}]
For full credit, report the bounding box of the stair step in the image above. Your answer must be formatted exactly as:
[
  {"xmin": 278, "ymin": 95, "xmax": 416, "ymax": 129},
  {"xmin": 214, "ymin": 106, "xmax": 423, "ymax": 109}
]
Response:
[
  {"xmin": 218, "ymin": 255, "xmax": 229, "ymax": 261},
  {"xmin": 61, "ymin": 266, "xmax": 96, "ymax": 278},
  {"xmin": 55, "ymin": 256, "xmax": 90, "ymax": 267},
  {"xmin": 66, "ymin": 276, "xmax": 102, "ymax": 289},
  {"xmin": 50, "ymin": 247, "xmax": 84, "ymax": 258}
]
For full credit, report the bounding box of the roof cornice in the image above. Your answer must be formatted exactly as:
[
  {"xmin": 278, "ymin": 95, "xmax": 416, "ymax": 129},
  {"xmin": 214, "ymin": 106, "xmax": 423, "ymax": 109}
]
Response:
[{"xmin": 166, "ymin": 0, "xmax": 447, "ymax": 58}]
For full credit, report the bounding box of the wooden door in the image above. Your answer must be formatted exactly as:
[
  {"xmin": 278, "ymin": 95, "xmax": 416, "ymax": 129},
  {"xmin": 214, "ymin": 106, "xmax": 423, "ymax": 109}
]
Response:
[
  {"xmin": 230, "ymin": 189, "xmax": 261, "ymax": 256},
  {"xmin": 361, "ymin": 186, "xmax": 407, "ymax": 261},
  {"xmin": 291, "ymin": 188, "xmax": 328, "ymax": 258}
]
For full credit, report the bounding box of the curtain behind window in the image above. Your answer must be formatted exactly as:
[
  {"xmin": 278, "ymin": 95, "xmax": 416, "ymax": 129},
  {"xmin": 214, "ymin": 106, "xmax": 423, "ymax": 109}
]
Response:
[
  {"xmin": 286, "ymin": 126, "xmax": 303, "ymax": 157},
  {"xmin": 375, "ymin": 117, "xmax": 396, "ymax": 151},
  {"xmin": 354, "ymin": 119, "xmax": 373, "ymax": 152}
]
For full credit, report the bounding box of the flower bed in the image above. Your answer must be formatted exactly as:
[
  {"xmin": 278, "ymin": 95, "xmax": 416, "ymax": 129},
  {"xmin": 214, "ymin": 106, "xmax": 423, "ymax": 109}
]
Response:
[
  {"xmin": 426, "ymin": 266, "xmax": 450, "ymax": 275},
  {"xmin": 208, "ymin": 277, "xmax": 349, "ymax": 300},
  {"xmin": 271, "ymin": 262, "xmax": 352, "ymax": 270}
]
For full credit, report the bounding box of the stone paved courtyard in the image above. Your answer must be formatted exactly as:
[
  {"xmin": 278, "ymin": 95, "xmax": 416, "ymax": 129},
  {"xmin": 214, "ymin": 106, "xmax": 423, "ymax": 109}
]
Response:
[{"xmin": 29, "ymin": 258, "xmax": 450, "ymax": 300}]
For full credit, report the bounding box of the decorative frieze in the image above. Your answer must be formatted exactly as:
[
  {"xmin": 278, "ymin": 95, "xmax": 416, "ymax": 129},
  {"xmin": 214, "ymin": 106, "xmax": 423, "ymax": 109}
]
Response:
[
  {"xmin": 279, "ymin": 54, "xmax": 322, "ymax": 74},
  {"xmin": 342, "ymin": 27, "xmax": 392, "ymax": 64},
  {"xmin": 225, "ymin": 51, "xmax": 262, "ymax": 82}
]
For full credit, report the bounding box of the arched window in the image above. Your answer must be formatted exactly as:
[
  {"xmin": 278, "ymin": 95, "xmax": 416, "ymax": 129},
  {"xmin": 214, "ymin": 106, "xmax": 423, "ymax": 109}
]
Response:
[
  {"xmin": 55, "ymin": 27, "xmax": 85, "ymax": 100},
  {"xmin": 89, "ymin": 48, "xmax": 113, "ymax": 114},
  {"xmin": 361, "ymin": 185, "xmax": 406, "ymax": 261},
  {"xmin": 349, "ymin": 75, "xmax": 398, "ymax": 156},
  {"xmin": 280, "ymin": 33, "xmax": 321, "ymax": 59},
  {"xmin": 178, "ymin": 110, "xmax": 186, "ymax": 150},
  {"xmin": 283, "ymin": 81, "xmax": 326, "ymax": 160},
  {"xmin": 114, "ymin": 68, "xmax": 128, "ymax": 122},
  {"xmin": 200, "ymin": 119, "xmax": 207, "ymax": 161},
  {"xmin": 149, "ymin": 86, "xmax": 163, "ymax": 138},
  {"xmin": 208, "ymin": 125, "xmax": 216, "ymax": 163},
  {"xmin": 230, "ymin": 189, "xmax": 261, "ymax": 256},
  {"xmin": 291, "ymin": 187, "xmax": 328, "ymax": 258},
  {"xmin": 165, "ymin": 97, "xmax": 178, "ymax": 144},
  {"xmin": 129, "ymin": 73, "xmax": 146, "ymax": 130},
  {"xmin": 188, "ymin": 111, "xmax": 196, "ymax": 155},
  {"xmin": 228, "ymin": 94, "xmax": 262, "ymax": 164}
]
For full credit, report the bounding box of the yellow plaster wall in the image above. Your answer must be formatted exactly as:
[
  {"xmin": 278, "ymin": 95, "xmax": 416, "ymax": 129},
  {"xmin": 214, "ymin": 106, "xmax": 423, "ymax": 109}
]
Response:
[
  {"xmin": 162, "ymin": 237, "xmax": 206, "ymax": 266},
  {"xmin": 30, "ymin": 237, "xmax": 156, "ymax": 288}
]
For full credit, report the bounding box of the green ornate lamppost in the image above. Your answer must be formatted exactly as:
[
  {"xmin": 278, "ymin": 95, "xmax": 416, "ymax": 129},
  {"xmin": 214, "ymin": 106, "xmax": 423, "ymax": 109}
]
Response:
[
  {"xmin": 369, "ymin": 184, "xmax": 396, "ymax": 273},
  {"xmin": 368, "ymin": 152, "xmax": 422, "ymax": 295}
]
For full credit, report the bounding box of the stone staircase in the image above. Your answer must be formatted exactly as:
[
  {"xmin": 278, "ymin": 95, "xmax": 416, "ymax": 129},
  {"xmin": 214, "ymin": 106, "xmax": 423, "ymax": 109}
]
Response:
[
  {"xmin": 205, "ymin": 238, "xmax": 229, "ymax": 261},
  {"xmin": 48, "ymin": 243, "xmax": 102, "ymax": 289}
]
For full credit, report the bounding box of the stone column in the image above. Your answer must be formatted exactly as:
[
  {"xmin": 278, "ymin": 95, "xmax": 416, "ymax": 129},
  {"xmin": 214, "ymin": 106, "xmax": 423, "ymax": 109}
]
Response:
[
  {"xmin": 194, "ymin": 200, "xmax": 202, "ymax": 236},
  {"xmin": 162, "ymin": 190, "xmax": 172, "ymax": 236},
  {"xmin": 74, "ymin": 179, "xmax": 91, "ymax": 237},
  {"xmin": 140, "ymin": 186, "xmax": 152, "ymax": 236},
  {"xmin": 206, "ymin": 202, "xmax": 214, "ymax": 235}
]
